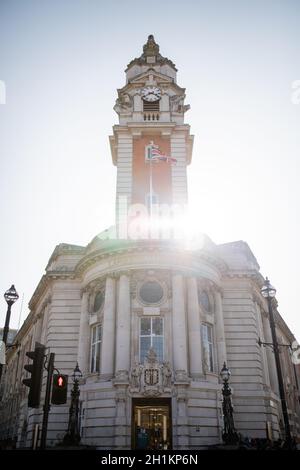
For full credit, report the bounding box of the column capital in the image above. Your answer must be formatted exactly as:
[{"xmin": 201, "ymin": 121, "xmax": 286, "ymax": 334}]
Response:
[
  {"xmin": 80, "ymin": 286, "xmax": 91, "ymax": 298},
  {"xmin": 252, "ymin": 292, "xmax": 265, "ymax": 311},
  {"xmin": 186, "ymin": 275, "xmax": 197, "ymax": 284},
  {"xmin": 213, "ymin": 286, "xmax": 224, "ymax": 298},
  {"xmin": 174, "ymin": 371, "xmax": 190, "ymax": 384},
  {"xmin": 113, "ymin": 370, "xmax": 129, "ymax": 385},
  {"xmin": 118, "ymin": 269, "xmax": 131, "ymax": 277},
  {"xmin": 40, "ymin": 296, "xmax": 51, "ymax": 311}
]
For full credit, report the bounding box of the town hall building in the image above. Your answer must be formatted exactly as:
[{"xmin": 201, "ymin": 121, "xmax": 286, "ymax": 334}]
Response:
[{"xmin": 0, "ymin": 35, "xmax": 299, "ymax": 450}]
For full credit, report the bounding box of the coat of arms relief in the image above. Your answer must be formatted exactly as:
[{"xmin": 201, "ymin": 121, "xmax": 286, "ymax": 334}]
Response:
[{"xmin": 130, "ymin": 348, "xmax": 172, "ymax": 396}]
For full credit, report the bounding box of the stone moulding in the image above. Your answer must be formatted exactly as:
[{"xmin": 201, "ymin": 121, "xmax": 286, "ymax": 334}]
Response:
[{"xmin": 75, "ymin": 241, "xmax": 228, "ymax": 278}]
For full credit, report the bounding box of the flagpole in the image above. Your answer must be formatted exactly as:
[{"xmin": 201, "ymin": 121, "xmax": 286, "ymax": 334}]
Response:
[{"xmin": 149, "ymin": 153, "xmax": 153, "ymax": 223}]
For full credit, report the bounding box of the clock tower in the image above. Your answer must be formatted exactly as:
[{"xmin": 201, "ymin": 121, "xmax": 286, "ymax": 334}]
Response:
[{"xmin": 110, "ymin": 35, "xmax": 194, "ymax": 238}]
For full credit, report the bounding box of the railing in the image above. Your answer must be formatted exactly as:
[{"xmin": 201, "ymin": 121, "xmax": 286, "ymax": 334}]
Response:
[{"xmin": 143, "ymin": 112, "xmax": 160, "ymax": 121}]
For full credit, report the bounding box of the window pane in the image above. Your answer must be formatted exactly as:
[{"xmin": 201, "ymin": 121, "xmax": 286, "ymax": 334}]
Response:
[
  {"xmin": 94, "ymin": 291, "xmax": 104, "ymax": 312},
  {"xmin": 92, "ymin": 327, "xmax": 96, "ymax": 343},
  {"xmin": 140, "ymin": 281, "xmax": 163, "ymax": 304},
  {"xmin": 207, "ymin": 325, "xmax": 212, "ymax": 342},
  {"xmin": 91, "ymin": 345, "xmax": 95, "ymax": 372},
  {"xmin": 141, "ymin": 318, "xmax": 151, "ymax": 335},
  {"xmin": 152, "ymin": 336, "xmax": 163, "ymax": 362},
  {"xmin": 140, "ymin": 337, "xmax": 151, "ymax": 363},
  {"xmin": 97, "ymin": 325, "xmax": 102, "ymax": 341},
  {"xmin": 152, "ymin": 317, "xmax": 163, "ymax": 336},
  {"xmin": 96, "ymin": 342, "xmax": 101, "ymax": 372},
  {"xmin": 209, "ymin": 344, "xmax": 214, "ymax": 372},
  {"xmin": 200, "ymin": 291, "xmax": 210, "ymax": 311},
  {"xmin": 202, "ymin": 324, "xmax": 207, "ymax": 342}
]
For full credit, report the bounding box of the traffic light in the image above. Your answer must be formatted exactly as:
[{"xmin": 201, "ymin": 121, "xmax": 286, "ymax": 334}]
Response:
[
  {"xmin": 51, "ymin": 374, "xmax": 68, "ymax": 405},
  {"xmin": 22, "ymin": 342, "xmax": 45, "ymax": 408}
]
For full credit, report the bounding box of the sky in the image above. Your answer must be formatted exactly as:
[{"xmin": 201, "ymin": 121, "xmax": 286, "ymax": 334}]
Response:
[{"xmin": 0, "ymin": 0, "xmax": 299, "ymax": 341}]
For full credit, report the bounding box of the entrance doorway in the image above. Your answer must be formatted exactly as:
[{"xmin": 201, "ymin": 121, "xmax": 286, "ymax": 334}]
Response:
[{"xmin": 132, "ymin": 398, "xmax": 172, "ymax": 450}]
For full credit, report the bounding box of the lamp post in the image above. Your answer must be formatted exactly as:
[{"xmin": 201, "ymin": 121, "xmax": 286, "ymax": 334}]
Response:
[
  {"xmin": 63, "ymin": 362, "xmax": 82, "ymax": 446},
  {"xmin": 0, "ymin": 285, "xmax": 19, "ymax": 383},
  {"xmin": 220, "ymin": 362, "xmax": 239, "ymax": 445},
  {"xmin": 260, "ymin": 277, "xmax": 291, "ymax": 445}
]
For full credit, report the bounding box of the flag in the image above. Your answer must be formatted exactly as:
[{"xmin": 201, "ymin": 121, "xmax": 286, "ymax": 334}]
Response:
[
  {"xmin": 145, "ymin": 144, "xmax": 159, "ymax": 162},
  {"xmin": 145, "ymin": 143, "xmax": 177, "ymax": 164}
]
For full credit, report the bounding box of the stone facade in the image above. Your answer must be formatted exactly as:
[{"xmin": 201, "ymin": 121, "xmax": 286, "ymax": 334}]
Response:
[{"xmin": 0, "ymin": 36, "xmax": 299, "ymax": 449}]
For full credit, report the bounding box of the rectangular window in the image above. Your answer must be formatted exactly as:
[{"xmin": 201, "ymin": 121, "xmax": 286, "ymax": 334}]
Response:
[
  {"xmin": 140, "ymin": 317, "xmax": 164, "ymax": 363},
  {"xmin": 202, "ymin": 324, "xmax": 214, "ymax": 372},
  {"xmin": 90, "ymin": 324, "xmax": 102, "ymax": 373}
]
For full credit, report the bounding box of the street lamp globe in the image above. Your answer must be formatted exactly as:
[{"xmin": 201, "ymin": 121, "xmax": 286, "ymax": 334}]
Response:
[
  {"xmin": 220, "ymin": 362, "xmax": 231, "ymax": 383},
  {"xmin": 72, "ymin": 362, "xmax": 82, "ymax": 382},
  {"xmin": 260, "ymin": 277, "xmax": 276, "ymax": 299},
  {"xmin": 4, "ymin": 285, "xmax": 19, "ymax": 305}
]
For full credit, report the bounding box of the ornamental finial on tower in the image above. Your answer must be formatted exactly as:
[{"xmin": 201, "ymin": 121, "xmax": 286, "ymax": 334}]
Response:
[
  {"xmin": 143, "ymin": 34, "xmax": 160, "ymax": 57},
  {"xmin": 126, "ymin": 35, "xmax": 177, "ymax": 71}
]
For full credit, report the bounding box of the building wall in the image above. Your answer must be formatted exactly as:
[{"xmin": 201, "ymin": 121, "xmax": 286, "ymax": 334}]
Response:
[{"xmin": 1, "ymin": 240, "xmax": 299, "ymax": 449}]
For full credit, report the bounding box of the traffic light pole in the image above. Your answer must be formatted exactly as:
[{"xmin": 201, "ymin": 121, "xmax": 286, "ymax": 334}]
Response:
[{"xmin": 40, "ymin": 352, "xmax": 55, "ymax": 450}]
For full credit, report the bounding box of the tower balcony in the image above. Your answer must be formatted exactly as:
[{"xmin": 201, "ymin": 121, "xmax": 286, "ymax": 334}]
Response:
[{"xmin": 143, "ymin": 111, "xmax": 160, "ymax": 121}]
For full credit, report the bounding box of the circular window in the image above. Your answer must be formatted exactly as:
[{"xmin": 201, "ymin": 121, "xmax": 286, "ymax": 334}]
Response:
[
  {"xmin": 94, "ymin": 291, "xmax": 104, "ymax": 311},
  {"xmin": 139, "ymin": 281, "xmax": 164, "ymax": 304}
]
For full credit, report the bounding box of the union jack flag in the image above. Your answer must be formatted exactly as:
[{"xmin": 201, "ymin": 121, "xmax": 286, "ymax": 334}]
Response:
[{"xmin": 145, "ymin": 142, "xmax": 177, "ymax": 164}]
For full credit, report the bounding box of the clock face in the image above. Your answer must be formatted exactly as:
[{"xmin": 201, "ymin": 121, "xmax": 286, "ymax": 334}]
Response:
[{"xmin": 141, "ymin": 86, "xmax": 161, "ymax": 102}]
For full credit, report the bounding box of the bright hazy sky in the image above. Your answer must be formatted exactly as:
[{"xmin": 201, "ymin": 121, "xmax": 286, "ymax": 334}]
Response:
[{"xmin": 0, "ymin": 1, "xmax": 299, "ymax": 342}]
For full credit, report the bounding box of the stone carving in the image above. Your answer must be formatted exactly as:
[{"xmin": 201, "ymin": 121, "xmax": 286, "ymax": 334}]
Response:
[
  {"xmin": 146, "ymin": 347, "xmax": 157, "ymax": 365},
  {"xmin": 170, "ymin": 94, "xmax": 190, "ymax": 113},
  {"xmin": 126, "ymin": 35, "xmax": 176, "ymax": 69},
  {"xmin": 130, "ymin": 361, "xmax": 142, "ymax": 390},
  {"xmin": 174, "ymin": 370, "xmax": 190, "ymax": 383},
  {"xmin": 114, "ymin": 370, "xmax": 129, "ymax": 383},
  {"xmin": 114, "ymin": 93, "xmax": 133, "ymax": 114},
  {"xmin": 143, "ymin": 34, "xmax": 160, "ymax": 57},
  {"xmin": 161, "ymin": 361, "xmax": 172, "ymax": 388},
  {"xmin": 129, "ymin": 348, "xmax": 173, "ymax": 395}
]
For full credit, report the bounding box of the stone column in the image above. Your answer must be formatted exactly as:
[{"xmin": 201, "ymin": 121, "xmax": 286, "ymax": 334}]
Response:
[
  {"xmin": 214, "ymin": 290, "xmax": 227, "ymax": 369},
  {"xmin": 77, "ymin": 290, "xmax": 90, "ymax": 375},
  {"xmin": 114, "ymin": 387, "xmax": 128, "ymax": 448},
  {"xmin": 172, "ymin": 273, "xmax": 188, "ymax": 378},
  {"xmin": 115, "ymin": 273, "xmax": 131, "ymax": 379},
  {"xmin": 262, "ymin": 313, "xmax": 278, "ymax": 393},
  {"xmin": 176, "ymin": 390, "xmax": 189, "ymax": 449},
  {"xmin": 40, "ymin": 301, "xmax": 50, "ymax": 345},
  {"xmin": 255, "ymin": 302, "xmax": 270, "ymax": 388},
  {"xmin": 100, "ymin": 277, "xmax": 116, "ymax": 379},
  {"xmin": 34, "ymin": 315, "xmax": 43, "ymax": 344},
  {"xmin": 187, "ymin": 277, "xmax": 203, "ymax": 377}
]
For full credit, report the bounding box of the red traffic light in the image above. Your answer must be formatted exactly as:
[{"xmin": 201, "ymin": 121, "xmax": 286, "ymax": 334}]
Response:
[
  {"xmin": 51, "ymin": 374, "xmax": 68, "ymax": 405},
  {"xmin": 58, "ymin": 376, "xmax": 64, "ymax": 387}
]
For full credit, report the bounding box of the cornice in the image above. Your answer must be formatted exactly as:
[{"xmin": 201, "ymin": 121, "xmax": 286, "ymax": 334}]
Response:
[
  {"xmin": 274, "ymin": 309, "xmax": 296, "ymax": 342},
  {"xmin": 28, "ymin": 275, "xmax": 50, "ymax": 311},
  {"xmin": 225, "ymin": 270, "xmax": 263, "ymax": 283},
  {"xmin": 45, "ymin": 243, "xmax": 85, "ymax": 271},
  {"xmin": 75, "ymin": 240, "xmax": 227, "ymax": 279},
  {"xmin": 28, "ymin": 268, "xmax": 81, "ymax": 317}
]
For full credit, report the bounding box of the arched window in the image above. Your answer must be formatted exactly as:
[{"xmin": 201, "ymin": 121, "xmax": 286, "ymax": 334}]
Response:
[
  {"xmin": 90, "ymin": 324, "xmax": 102, "ymax": 373},
  {"xmin": 94, "ymin": 291, "xmax": 104, "ymax": 312},
  {"xmin": 199, "ymin": 291, "xmax": 210, "ymax": 312}
]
